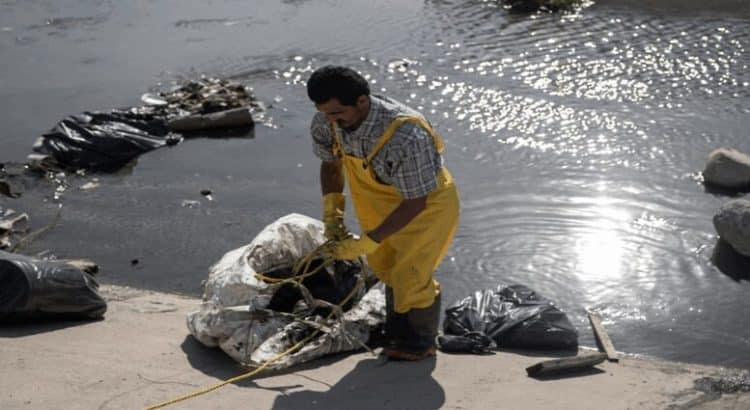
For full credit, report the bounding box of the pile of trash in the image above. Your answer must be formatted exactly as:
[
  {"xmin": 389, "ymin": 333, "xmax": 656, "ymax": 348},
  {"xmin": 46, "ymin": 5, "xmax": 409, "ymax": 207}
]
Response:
[
  {"xmin": 29, "ymin": 77, "xmax": 262, "ymax": 173},
  {"xmin": 136, "ymin": 77, "xmax": 260, "ymax": 122},
  {"xmin": 187, "ymin": 214, "xmax": 385, "ymax": 370}
]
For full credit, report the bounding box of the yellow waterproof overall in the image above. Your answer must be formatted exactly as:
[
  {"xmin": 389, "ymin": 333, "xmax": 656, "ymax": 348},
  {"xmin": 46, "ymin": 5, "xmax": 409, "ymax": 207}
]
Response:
[{"xmin": 332, "ymin": 117, "xmax": 460, "ymax": 314}]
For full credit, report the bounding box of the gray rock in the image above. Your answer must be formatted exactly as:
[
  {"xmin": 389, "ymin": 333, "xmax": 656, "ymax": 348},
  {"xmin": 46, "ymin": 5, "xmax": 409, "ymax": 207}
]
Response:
[
  {"xmin": 703, "ymin": 148, "xmax": 750, "ymax": 189},
  {"xmin": 713, "ymin": 199, "xmax": 750, "ymax": 257}
]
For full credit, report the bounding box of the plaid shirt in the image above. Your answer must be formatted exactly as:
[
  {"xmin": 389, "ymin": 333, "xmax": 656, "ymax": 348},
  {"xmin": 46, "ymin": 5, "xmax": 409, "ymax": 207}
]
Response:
[{"xmin": 311, "ymin": 95, "xmax": 443, "ymax": 199}]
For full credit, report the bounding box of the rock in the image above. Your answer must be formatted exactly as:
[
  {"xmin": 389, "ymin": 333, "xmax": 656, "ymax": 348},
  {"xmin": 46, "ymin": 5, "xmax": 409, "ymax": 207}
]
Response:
[
  {"xmin": 703, "ymin": 148, "xmax": 750, "ymax": 189},
  {"xmin": 713, "ymin": 199, "xmax": 750, "ymax": 257},
  {"xmin": 711, "ymin": 239, "xmax": 750, "ymax": 281}
]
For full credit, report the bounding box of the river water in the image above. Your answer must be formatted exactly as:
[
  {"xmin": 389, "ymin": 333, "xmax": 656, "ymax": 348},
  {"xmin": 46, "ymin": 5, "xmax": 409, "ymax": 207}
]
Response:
[{"xmin": 1, "ymin": 0, "xmax": 749, "ymax": 369}]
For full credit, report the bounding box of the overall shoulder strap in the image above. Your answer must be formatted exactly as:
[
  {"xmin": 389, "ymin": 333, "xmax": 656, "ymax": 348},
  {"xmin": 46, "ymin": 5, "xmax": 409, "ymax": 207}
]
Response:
[
  {"xmin": 365, "ymin": 117, "xmax": 445, "ymax": 167},
  {"xmin": 329, "ymin": 122, "xmax": 344, "ymax": 158}
]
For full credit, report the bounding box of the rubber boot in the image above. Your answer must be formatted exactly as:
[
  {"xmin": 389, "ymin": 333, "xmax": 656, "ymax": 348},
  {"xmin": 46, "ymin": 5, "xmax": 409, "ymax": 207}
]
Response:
[{"xmin": 384, "ymin": 286, "xmax": 440, "ymax": 361}]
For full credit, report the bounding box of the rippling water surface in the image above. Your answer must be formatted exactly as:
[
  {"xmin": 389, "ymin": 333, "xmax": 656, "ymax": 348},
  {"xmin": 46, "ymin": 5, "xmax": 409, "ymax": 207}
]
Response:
[{"xmin": 1, "ymin": 0, "xmax": 749, "ymax": 368}]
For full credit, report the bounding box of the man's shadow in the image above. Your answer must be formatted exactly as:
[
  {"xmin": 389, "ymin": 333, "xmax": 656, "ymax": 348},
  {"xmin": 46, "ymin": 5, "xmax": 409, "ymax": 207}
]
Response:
[
  {"xmin": 271, "ymin": 356, "xmax": 445, "ymax": 410},
  {"xmin": 180, "ymin": 336, "xmax": 445, "ymax": 409}
]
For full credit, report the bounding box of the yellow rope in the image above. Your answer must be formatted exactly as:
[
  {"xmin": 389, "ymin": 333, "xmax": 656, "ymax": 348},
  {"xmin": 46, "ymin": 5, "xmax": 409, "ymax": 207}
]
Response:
[
  {"xmin": 144, "ymin": 243, "xmax": 363, "ymax": 410},
  {"xmin": 143, "ymin": 329, "xmax": 320, "ymax": 410}
]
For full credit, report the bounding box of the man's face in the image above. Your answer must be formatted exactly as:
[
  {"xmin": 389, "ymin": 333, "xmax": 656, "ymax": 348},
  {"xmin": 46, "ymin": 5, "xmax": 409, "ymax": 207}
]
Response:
[{"xmin": 316, "ymin": 96, "xmax": 369, "ymax": 131}]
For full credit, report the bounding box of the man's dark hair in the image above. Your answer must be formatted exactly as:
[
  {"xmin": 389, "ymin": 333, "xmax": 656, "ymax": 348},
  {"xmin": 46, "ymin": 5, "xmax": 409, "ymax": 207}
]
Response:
[{"xmin": 307, "ymin": 65, "xmax": 370, "ymax": 106}]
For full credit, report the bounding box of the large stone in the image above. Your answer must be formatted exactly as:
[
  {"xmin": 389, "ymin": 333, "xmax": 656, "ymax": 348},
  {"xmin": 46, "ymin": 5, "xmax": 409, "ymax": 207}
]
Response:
[
  {"xmin": 703, "ymin": 148, "xmax": 750, "ymax": 189},
  {"xmin": 713, "ymin": 199, "xmax": 750, "ymax": 257}
]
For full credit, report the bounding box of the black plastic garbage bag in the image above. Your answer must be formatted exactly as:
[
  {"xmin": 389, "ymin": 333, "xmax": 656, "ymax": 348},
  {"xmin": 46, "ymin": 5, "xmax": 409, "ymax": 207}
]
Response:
[
  {"xmin": 265, "ymin": 258, "xmax": 362, "ymax": 315},
  {"xmin": 0, "ymin": 251, "xmax": 107, "ymax": 322},
  {"xmin": 441, "ymin": 284, "xmax": 578, "ymax": 352},
  {"xmin": 32, "ymin": 110, "xmax": 178, "ymax": 172}
]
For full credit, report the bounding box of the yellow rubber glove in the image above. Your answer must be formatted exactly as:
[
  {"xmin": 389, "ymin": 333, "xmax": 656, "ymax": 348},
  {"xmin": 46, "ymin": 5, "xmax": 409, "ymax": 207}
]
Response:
[
  {"xmin": 322, "ymin": 192, "xmax": 350, "ymax": 241},
  {"xmin": 330, "ymin": 234, "xmax": 380, "ymax": 260}
]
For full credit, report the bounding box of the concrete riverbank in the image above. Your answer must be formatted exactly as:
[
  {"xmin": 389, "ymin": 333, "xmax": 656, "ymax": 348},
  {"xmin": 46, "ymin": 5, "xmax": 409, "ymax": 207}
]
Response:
[{"xmin": 1, "ymin": 285, "xmax": 748, "ymax": 410}]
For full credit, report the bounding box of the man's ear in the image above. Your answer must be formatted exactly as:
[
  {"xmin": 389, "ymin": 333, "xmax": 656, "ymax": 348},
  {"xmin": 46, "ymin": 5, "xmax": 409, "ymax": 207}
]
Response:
[{"xmin": 356, "ymin": 95, "xmax": 368, "ymax": 109}]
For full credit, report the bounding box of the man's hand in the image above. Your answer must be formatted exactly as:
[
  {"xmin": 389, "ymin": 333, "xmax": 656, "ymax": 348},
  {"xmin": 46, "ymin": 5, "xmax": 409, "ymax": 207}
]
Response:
[
  {"xmin": 322, "ymin": 192, "xmax": 350, "ymax": 241},
  {"xmin": 327, "ymin": 234, "xmax": 380, "ymax": 260}
]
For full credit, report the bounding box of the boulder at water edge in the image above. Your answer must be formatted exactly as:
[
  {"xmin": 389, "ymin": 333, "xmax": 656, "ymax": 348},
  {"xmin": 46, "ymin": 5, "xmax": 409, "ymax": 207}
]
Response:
[
  {"xmin": 713, "ymin": 199, "xmax": 750, "ymax": 257},
  {"xmin": 703, "ymin": 148, "xmax": 750, "ymax": 189}
]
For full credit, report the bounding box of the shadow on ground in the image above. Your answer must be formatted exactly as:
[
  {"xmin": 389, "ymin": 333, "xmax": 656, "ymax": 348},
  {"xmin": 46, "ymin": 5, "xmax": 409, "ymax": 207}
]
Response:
[
  {"xmin": 0, "ymin": 317, "xmax": 102, "ymax": 337},
  {"xmin": 180, "ymin": 335, "xmax": 249, "ymax": 381},
  {"xmin": 180, "ymin": 335, "xmax": 446, "ymax": 409},
  {"xmin": 271, "ymin": 356, "xmax": 445, "ymax": 410}
]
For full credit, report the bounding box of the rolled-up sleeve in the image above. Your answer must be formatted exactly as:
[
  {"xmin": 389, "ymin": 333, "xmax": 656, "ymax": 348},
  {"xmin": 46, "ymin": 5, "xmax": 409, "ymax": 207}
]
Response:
[
  {"xmin": 388, "ymin": 124, "xmax": 440, "ymax": 199},
  {"xmin": 311, "ymin": 114, "xmax": 335, "ymax": 162}
]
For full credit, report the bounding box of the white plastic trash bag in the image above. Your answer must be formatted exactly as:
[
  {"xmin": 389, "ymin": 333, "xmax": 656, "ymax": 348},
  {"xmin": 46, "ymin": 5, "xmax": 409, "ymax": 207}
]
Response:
[{"xmin": 186, "ymin": 213, "xmax": 385, "ymax": 368}]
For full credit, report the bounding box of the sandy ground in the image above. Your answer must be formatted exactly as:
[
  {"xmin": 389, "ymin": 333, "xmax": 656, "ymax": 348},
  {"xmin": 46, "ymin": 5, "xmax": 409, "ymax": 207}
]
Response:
[{"xmin": 1, "ymin": 286, "xmax": 748, "ymax": 410}]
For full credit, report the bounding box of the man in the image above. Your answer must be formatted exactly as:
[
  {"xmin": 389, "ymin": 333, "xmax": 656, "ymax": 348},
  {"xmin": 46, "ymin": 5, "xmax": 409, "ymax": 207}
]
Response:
[{"xmin": 307, "ymin": 65, "xmax": 460, "ymax": 361}]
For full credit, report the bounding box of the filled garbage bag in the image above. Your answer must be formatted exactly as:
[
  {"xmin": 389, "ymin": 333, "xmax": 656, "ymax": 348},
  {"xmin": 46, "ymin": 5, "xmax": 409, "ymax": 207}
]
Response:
[
  {"xmin": 32, "ymin": 110, "xmax": 176, "ymax": 172},
  {"xmin": 187, "ymin": 213, "xmax": 385, "ymax": 369},
  {"xmin": 0, "ymin": 250, "xmax": 106, "ymax": 322},
  {"xmin": 441, "ymin": 284, "xmax": 578, "ymax": 352}
]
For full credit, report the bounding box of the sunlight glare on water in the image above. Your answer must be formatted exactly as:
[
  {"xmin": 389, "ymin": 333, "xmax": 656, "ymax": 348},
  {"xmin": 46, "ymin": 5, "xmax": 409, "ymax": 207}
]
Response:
[{"xmin": 575, "ymin": 217, "xmax": 626, "ymax": 280}]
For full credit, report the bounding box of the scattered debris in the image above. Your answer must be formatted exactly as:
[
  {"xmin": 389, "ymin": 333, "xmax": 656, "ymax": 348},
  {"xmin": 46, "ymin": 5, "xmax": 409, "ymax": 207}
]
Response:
[
  {"xmin": 200, "ymin": 189, "xmax": 213, "ymax": 201},
  {"xmin": 695, "ymin": 373, "xmax": 750, "ymax": 394},
  {"xmin": 181, "ymin": 200, "xmax": 201, "ymax": 209},
  {"xmin": 80, "ymin": 180, "xmax": 100, "ymax": 190},
  {"xmin": 0, "ymin": 208, "xmax": 30, "ymax": 251}
]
